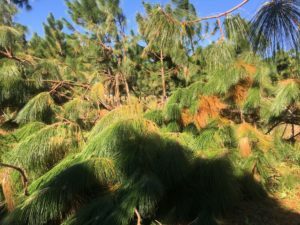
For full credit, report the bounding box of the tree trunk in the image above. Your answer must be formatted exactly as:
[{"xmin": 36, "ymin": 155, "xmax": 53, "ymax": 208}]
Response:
[
  {"xmin": 121, "ymin": 36, "xmax": 130, "ymax": 101},
  {"xmin": 123, "ymin": 74, "xmax": 131, "ymax": 101},
  {"xmin": 160, "ymin": 49, "xmax": 166, "ymax": 102},
  {"xmin": 115, "ymin": 73, "xmax": 120, "ymax": 106}
]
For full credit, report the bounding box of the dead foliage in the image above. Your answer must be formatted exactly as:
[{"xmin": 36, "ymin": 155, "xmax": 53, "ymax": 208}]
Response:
[
  {"xmin": 239, "ymin": 137, "xmax": 252, "ymax": 157},
  {"xmin": 279, "ymin": 78, "xmax": 300, "ymax": 85},
  {"xmin": 237, "ymin": 123, "xmax": 272, "ymax": 152},
  {"xmin": 98, "ymin": 109, "xmax": 109, "ymax": 118},
  {"xmin": 194, "ymin": 96, "xmax": 227, "ymax": 128},
  {"xmin": 181, "ymin": 108, "xmax": 194, "ymax": 126},
  {"xmin": 236, "ymin": 60, "xmax": 257, "ymax": 76},
  {"xmin": 230, "ymin": 76, "xmax": 253, "ymax": 105}
]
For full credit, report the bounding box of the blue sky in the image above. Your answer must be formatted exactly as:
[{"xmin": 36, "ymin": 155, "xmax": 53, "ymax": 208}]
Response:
[{"xmin": 15, "ymin": 0, "xmax": 266, "ymax": 37}]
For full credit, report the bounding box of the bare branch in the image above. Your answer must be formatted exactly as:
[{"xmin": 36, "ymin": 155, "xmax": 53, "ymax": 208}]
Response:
[
  {"xmin": 289, "ymin": 131, "xmax": 300, "ymax": 141},
  {"xmin": 154, "ymin": 219, "xmax": 162, "ymax": 225},
  {"xmin": 0, "ymin": 50, "xmax": 30, "ymax": 64},
  {"xmin": 265, "ymin": 121, "xmax": 283, "ymax": 134},
  {"xmin": 0, "ymin": 163, "xmax": 29, "ymax": 196},
  {"xmin": 158, "ymin": 0, "xmax": 249, "ymax": 26},
  {"xmin": 134, "ymin": 208, "xmax": 142, "ymax": 225},
  {"xmin": 186, "ymin": 0, "xmax": 249, "ymax": 24}
]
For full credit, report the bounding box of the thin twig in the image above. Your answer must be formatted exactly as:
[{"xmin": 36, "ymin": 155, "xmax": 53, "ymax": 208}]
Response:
[
  {"xmin": 27, "ymin": 79, "xmax": 91, "ymax": 89},
  {"xmin": 49, "ymin": 81, "xmax": 64, "ymax": 94},
  {"xmin": 187, "ymin": 217, "xmax": 199, "ymax": 225},
  {"xmin": 291, "ymin": 123, "xmax": 295, "ymax": 140},
  {"xmin": 289, "ymin": 131, "xmax": 300, "ymax": 140},
  {"xmin": 281, "ymin": 123, "xmax": 288, "ymax": 138},
  {"xmin": 217, "ymin": 18, "xmax": 225, "ymax": 40},
  {"xmin": 154, "ymin": 219, "xmax": 162, "ymax": 225},
  {"xmin": 266, "ymin": 121, "xmax": 283, "ymax": 134}
]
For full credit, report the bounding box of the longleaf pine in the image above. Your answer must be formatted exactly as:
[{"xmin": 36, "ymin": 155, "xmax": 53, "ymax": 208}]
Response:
[{"xmin": 0, "ymin": 0, "xmax": 299, "ymax": 225}]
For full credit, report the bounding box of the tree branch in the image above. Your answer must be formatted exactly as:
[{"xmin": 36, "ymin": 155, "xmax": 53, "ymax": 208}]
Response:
[
  {"xmin": 154, "ymin": 220, "xmax": 162, "ymax": 225},
  {"xmin": 288, "ymin": 131, "xmax": 300, "ymax": 141},
  {"xmin": 265, "ymin": 121, "xmax": 283, "ymax": 134},
  {"xmin": 159, "ymin": 0, "xmax": 249, "ymax": 26},
  {"xmin": 27, "ymin": 79, "xmax": 91, "ymax": 90},
  {"xmin": 281, "ymin": 123, "xmax": 288, "ymax": 138},
  {"xmin": 186, "ymin": 0, "xmax": 249, "ymax": 24},
  {"xmin": 0, "ymin": 163, "xmax": 29, "ymax": 196},
  {"xmin": 0, "ymin": 50, "xmax": 28, "ymax": 63},
  {"xmin": 44, "ymin": 80, "xmax": 91, "ymax": 89},
  {"xmin": 49, "ymin": 81, "xmax": 64, "ymax": 94},
  {"xmin": 217, "ymin": 18, "xmax": 225, "ymax": 40},
  {"xmin": 134, "ymin": 208, "xmax": 142, "ymax": 225}
]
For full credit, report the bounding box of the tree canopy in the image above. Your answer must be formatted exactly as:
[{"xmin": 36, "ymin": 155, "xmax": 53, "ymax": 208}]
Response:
[{"xmin": 0, "ymin": 0, "xmax": 299, "ymax": 225}]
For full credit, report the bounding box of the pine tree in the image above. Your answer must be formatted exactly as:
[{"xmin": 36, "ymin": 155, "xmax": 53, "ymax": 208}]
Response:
[
  {"xmin": 251, "ymin": 0, "xmax": 300, "ymax": 55},
  {"xmin": 0, "ymin": 1, "xmax": 299, "ymax": 225},
  {"xmin": 7, "ymin": 0, "xmax": 31, "ymax": 9}
]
